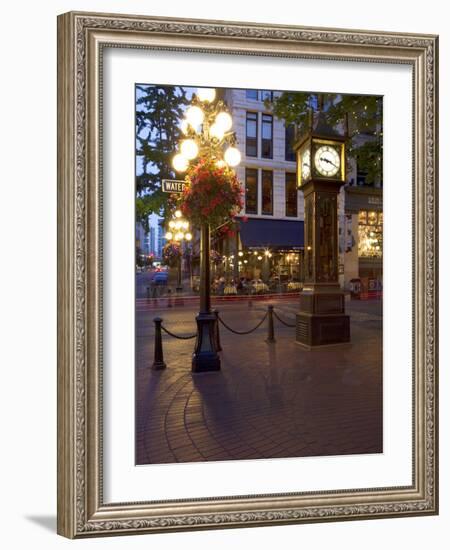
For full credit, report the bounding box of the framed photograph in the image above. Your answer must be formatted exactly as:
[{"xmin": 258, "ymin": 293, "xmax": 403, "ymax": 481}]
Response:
[{"xmin": 57, "ymin": 11, "xmax": 438, "ymax": 538}]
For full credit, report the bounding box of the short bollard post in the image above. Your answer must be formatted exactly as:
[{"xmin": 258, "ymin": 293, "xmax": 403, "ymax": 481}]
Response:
[
  {"xmin": 146, "ymin": 286, "xmax": 151, "ymax": 299},
  {"xmin": 266, "ymin": 305, "xmax": 276, "ymax": 343},
  {"xmin": 213, "ymin": 309, "xmax": 222, "ymax": 352},
  {"xmin": 152, "ymin": 317, "xmax": 166, "ymax": 370}
]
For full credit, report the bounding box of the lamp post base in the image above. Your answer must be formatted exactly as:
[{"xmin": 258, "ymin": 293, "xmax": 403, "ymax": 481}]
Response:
[{"xmin": 192, "ymin": 313, "xmax": 221, "ymax": 373}]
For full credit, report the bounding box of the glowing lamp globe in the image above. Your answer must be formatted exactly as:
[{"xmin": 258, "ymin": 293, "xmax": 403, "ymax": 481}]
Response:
[
  {"xmin": 175, "ymin": 232, "xmax": 184, "ymax": 241},
  {"xmin": 224, "ymin": 146, "xmax": 241, "ymax": 167},
  {"xmin": 185, "ymin": 105, "xmax": 204, "ymax": 128},
  {"xmin": 168, "ymin": 220, "xmax": 176, "ymax": 229},
  {"xmin": 175, "ymin": 210, "xmax": 182, "ymax": 218},
  {"xmin": 210, "ymin": 123, "xmax": 225, "ymax": 140},
  {"xmin": 196, "ymin": 88, "xmax": 216, "ymax": 102},
  {"xmin": 185, "ymin": 232, "xmax": 193, "ymax": 241},
  {"xmin": 180, "ymin": 139, "xmax": 199, "ymax": 160},
  {"xmin": 215, "ymin": 112, "xmax": 232, "ymax": 132},
  {"xmin": 165, "ymin": 231, "xmax": 173, "ymax": 240},
  {"xmin": 172, "ymin": 154, "xmax": 188, "ymax": 173}
]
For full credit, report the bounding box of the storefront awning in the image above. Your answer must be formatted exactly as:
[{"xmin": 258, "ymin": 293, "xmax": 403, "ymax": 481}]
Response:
[{"xmin": 237, "ymin": 218, "xmax": 304, "ymax": 250}]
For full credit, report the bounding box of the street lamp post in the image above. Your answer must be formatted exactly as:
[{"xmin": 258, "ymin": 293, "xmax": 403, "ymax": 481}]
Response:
[
  {"xmin": 165, "ymin": 210, "xmax": 192, "ymax": 293},
  {"xmin": 171, "ymin": 88, "xmax": 241, "ymax": 373}
]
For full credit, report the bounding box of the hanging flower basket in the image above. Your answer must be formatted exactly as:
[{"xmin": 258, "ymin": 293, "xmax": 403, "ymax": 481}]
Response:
[
  {"xmin": 179, "ymin": 158, "xmax": 243, "ymax": 228},
  {"xmin": 162, "ymin": 242, "xmax": 181, "ymax": 267}
]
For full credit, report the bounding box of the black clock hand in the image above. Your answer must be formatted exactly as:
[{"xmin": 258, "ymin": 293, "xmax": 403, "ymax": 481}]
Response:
[{"xmin": 320, "ymin": 156, "xmax": 338, "ymax": 169}]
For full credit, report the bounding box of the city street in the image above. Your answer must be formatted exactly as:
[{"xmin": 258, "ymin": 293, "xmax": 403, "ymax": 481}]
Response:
[{"xmin": 136, "ymin": 291, "xmax": 382, "ymax": 465}]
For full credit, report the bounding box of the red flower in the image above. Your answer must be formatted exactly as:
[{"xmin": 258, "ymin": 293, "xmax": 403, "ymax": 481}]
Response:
[{"xmin": 178, "ymin": 157, "xmax": 243, "ymax": 227}]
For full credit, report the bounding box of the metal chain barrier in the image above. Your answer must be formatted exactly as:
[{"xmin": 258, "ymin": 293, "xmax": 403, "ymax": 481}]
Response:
[
  {"xmin": 152, "ymin": 305, "xmax": 296, "ymax": 370},
  {"xmin": 217, "ymin": 310, "xmax": 268, "ymax": 335},
  {"xmin": 272, "ymin": 309, "xmax": 296, "ymax": 328},
  {"xmin": 151, "ymin": 317, "xmax": 196, "ymax": 370},
  {"xmin": 160, "ymin": 324, "xmax": 197, "ymax": 340}
]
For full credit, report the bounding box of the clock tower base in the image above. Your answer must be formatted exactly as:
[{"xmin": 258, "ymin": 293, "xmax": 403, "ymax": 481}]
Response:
[{"xmin": 296, "ymin": 285, "xmax": 350, "ymax": 348}]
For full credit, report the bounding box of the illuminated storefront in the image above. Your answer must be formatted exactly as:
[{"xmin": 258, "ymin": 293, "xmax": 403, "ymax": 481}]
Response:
[
  {"xmin": 358, "ymin": 210, "xmax": 383, "ymax": 258},
  {"xmin": 211, "ymin": 218, "xmax": 304, "ymax": 293},
  {"xmin": 343, "ymin": 187, "xmax": 383, "ymax": 289}
]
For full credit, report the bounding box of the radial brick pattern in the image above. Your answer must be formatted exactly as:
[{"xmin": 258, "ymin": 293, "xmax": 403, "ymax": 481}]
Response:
[{"xmin": 136, "ymin": 299, "xmax": 382, "ymax": 465}]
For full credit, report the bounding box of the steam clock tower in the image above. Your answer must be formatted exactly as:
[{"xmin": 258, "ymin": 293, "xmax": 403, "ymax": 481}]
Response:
[{"xmin": 294, "ymin": 113, "xmax": 350, "ymax": 347}]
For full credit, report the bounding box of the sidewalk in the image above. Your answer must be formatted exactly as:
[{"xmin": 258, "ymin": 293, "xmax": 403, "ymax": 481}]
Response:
[{"xmin": 136, "ymin": 300, "xmax": 382, "ymax": 465}]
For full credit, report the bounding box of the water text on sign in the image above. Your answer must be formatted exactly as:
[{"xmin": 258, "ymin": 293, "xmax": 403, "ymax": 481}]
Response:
[{"xmin": 162, "ymin": 179, "xmax": 186, "ymax": 194}]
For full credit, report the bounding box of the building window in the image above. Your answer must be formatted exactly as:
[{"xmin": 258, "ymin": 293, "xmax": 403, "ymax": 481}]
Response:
[
  {"xmin": 357, "ymin": 168, "xmax": 368, "ymax": 186},
  {"xmin": 261, "ymin": 114, "xmax": 273, "ymax": 159},
  {"xmin": 260, "ymin": 90, "xmax": 273, "ymax": 102},
  {"xmin": 245, "ymin": 168, "xmax": 258, "ymax": 214},
  {"xmin": 246, "ymin": 112, "xmax": 258, "ymax": 157},
  {"xmin": 285, "ymin": 124, "xmax": 296, "ymax": 162},
  {"xmin": 358, "ymin": 210, "xmax": 383, "ymax": 257},
  {"xmin": 356, "ymin": 155, "xmax": 369, "ymax": 186},
  {"xmin": 262, "ymin": 170, "xmax": 273, "ymax": 215},
  {"xmin": 246, "ymin": 89, "xmax": 258, "ymax": 100},
  {"xmin": 285, "ymin": 172, "xmax": 297, "ymax": 217}
]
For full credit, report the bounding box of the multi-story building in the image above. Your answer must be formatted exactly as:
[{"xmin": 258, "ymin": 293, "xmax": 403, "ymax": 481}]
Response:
[
  {"xmin": 147, "ymin": 226, "xmax": 156, "ymax": 256},
  {"xmin": 218, "ymin": 88, "xmax": 305, "ymax": 285},
  {"xmin": 136, "ymin": 221, "xmax": 157, "ymax": 255},
  {"xmin": 342, "ymin": 132, "xmax": 383, "ymax": 290},
  {"xmin": 156, "ymin": 218, "xmax": 166, "ymax": 259},
  {"xmin": 218, "ymin": 88, "xmax": 383, "ymax": 292},
  {"xmin": 135, "ymin": 222, "xmax": 148, "ymax": 255}
]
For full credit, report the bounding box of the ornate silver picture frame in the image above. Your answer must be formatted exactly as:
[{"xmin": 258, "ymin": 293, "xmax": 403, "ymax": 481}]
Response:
[{"xmin": 57, "ymin": 11, "xmax": 438, "ymax": 538}]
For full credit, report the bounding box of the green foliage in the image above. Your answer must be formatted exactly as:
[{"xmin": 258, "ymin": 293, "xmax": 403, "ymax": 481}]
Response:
[
  {"xmin": 136, "ymin": 194, "xmax": 164, "ymax": 232},
  {"xmin": 135, "ymin": 85, "xmax": 189, "ymax": 224},
  {"xmin": 265, "ymin": 93, "xmax": 383, "ymax": 185},
  {"xmin": 264, "ymin": 92, "xmax": 314, "ymax": 128}
]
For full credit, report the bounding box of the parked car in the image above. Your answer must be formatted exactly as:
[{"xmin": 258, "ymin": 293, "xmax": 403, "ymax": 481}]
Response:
[{"xmin": 153, "ymin": 270, "xmax": 169, "ymax": 284}]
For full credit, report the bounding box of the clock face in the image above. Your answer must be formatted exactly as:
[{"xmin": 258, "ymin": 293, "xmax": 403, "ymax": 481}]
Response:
[
  {"xmin": 314, "ymin": 145, "xmax": 341, "ymax": 177},
  {"xmin": 301, "ymin": 149, "xmax": 311, "ymax": 180}
]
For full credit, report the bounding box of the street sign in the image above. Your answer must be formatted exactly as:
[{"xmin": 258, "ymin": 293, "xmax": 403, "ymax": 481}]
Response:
[{"xmin": 162, "ymin": 179, "xmax": 186, "ymax": 194}]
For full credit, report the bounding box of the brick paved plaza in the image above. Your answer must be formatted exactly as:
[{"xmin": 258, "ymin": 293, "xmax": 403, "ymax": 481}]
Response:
[{"xmin": 136, "ymin": 296, "xmax": 382, "ymax": 465}]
